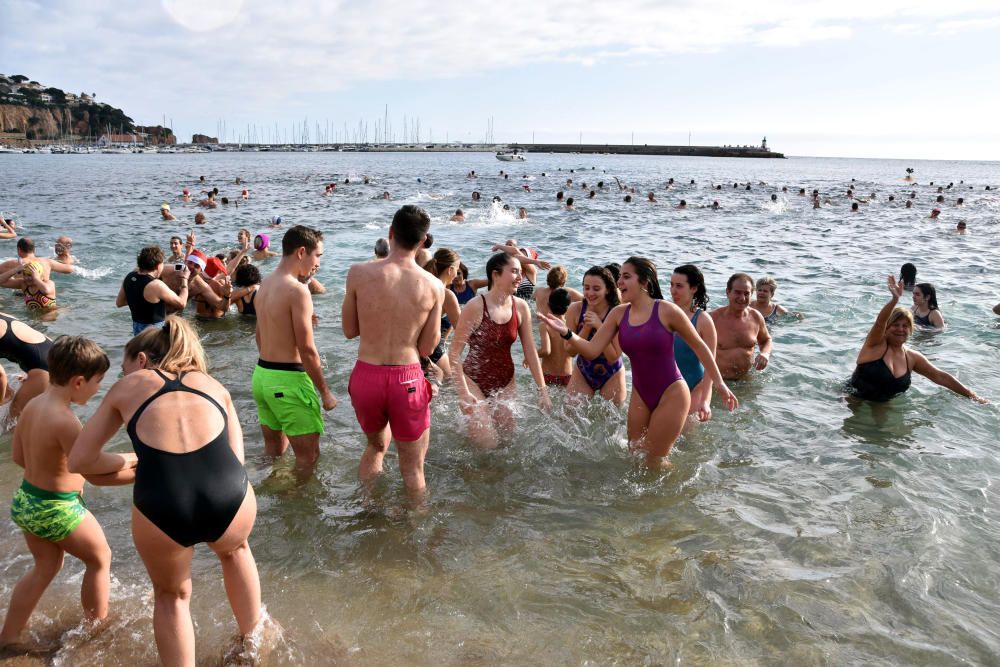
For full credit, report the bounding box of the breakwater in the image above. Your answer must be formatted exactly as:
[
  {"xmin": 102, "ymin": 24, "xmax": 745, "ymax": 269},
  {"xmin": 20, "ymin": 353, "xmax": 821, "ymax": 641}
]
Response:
[{"xmin": 514, "ymin": 143, "xmax": 784, "ymax": 158}]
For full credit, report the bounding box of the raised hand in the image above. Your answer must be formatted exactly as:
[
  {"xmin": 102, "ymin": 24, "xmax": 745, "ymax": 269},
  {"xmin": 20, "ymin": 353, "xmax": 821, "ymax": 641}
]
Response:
[{"xmin": 887, "ymin": 274, "xmax": 903, "ymax": 300}]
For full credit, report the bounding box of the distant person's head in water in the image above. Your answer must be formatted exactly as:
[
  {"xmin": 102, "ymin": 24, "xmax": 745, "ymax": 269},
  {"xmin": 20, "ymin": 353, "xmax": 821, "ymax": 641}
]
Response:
[
  {"xmin": 518, "ymin": 207, "xmax": 528, "ymax": 219},
  {"xmin": 677, "ymin": 200, "xmax": 687, "ymax": 209},
  {"xmin": 851, "ymin": 202, "xmax": 859, "ymax": 212},
  {"xmin": 888, "ymin": 195, "xmax": 895, "ymax": 201},
  {"xmin": 956, "ymin": 221, "xmax": 967, "ymax": 234},
  {"xmin": 624, "ymin": 195, "xmax": 632, "ymax": 203},
  {"xmin": 745, "ymin": 184, "xmax": 751, "ymax": 191},
  {"xmin": 929, "ymin": 208, "xmax": 941, "ymax": 219},
  {"xmin": 194, "ymin": 212, "xmax": 207, "ymax": 225},
  {"xmin": 711, "ymin": 200, "xmax": 720, "ymax": 209},
  {"xmin": 565, "ymin": 197, "xmax": 575, "ymax": 209},
  {"xmin": 199, "ymin": 175, "xmax": 205, "ymax": 182},
  {"xmin": 899, "ymin": 263, "xmax": 917, "ymax": 291},
  {"xmin": 472, "ymin": 191, "xmax": 481, "ymax": 201},
  {"xmin": 556, "ymin": 191, "xmax": 564, "ymax": 201},
  {"xmin": 936, "ymin": 195, "xmax": 945, "ymax": 203},
  {"xmin": 374, "ymin": 237, "xmax": 389, "ymax": 258},
  {"xmin": 619, "ymin": 256, "xmax": 664, "ymax": 302},
  {"xmin": 647, "ymin": 192, "xmax": 656, "ymax": 202},
  {"xmin": 956, "ymin": 197, "xmax": 964, "ymax": 205},
  {"xmin": 798, "ymin": 188, "xmax": 806, "ymax": 195},
  {"xmin": 588, "ymin": 190, "xmax": 596, "ymax": 199},
  {"xmin": 771, "ymin": 194, "xmax": 778, "ymax": 202},
  {"xmin": 905, "ymin": 200, "xmax": 913, "ymax": 208},
  {"xmin": 450, "ymin": 209, "xmax": 465, "ymax": 222}
]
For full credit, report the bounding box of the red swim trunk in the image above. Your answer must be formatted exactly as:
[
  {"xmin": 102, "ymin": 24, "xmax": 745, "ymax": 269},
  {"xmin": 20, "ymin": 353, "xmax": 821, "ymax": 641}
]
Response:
[{"xmin": 348, "ymin": 361, "xmax": 432, "ymax": 441}]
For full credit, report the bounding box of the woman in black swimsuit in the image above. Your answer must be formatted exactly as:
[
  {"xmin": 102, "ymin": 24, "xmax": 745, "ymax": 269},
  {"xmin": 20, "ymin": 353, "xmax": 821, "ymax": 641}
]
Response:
[
  {"xmin": 849, "ymin": 276, "xmax": 987, "ymax": 403},
  {"xmin": 69, "ymin": 317, "xmax": 260, "ymax": 665},
  {"xmin": 0, "ymin": 311, "xmax": 53, "ymax": 423},
  {"xmin": 230, "ymin": 263, "xmax": 261, "ymax": 317}
]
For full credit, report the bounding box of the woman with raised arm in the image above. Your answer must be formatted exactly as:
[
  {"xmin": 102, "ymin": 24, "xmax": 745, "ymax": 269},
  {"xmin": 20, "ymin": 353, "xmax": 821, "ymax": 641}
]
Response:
[
  {"xmin": 449, "ymin": 252, "xmax": 551, "ymax": 449},
  {"xmin": 423, "ymin": 248, "xmax": 463, "ymax": 377},
  {"xmin": 540, "ymin": 257, "xmax": 737, "ymax": 467},
  {"xmin": 848, "ymin": 276, "xmax": 986, "ymax": 403},
  {"xmin": 69, "ymin": 317, "xmax": 261, "ymax": 666},
  {"xmin": 563, "ymin": 266, "xmax": 626, "ymax": 405}
]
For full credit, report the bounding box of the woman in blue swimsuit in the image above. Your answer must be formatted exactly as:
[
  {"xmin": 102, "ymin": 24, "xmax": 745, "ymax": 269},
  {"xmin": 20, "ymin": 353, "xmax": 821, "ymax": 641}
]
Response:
[
  {"xmin": 563, "ymin": 266, "xmax": 626, "ymax": 405},
  {"xmin": 669, "ymin": 264, "xmax": 718, "ymax": 421}
]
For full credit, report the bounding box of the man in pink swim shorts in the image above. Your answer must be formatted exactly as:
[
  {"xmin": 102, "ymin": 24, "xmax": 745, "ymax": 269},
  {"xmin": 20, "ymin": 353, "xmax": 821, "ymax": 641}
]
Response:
[{"xmin": 342, "ymin": 205, "xmax": 444, "ymax": 499}]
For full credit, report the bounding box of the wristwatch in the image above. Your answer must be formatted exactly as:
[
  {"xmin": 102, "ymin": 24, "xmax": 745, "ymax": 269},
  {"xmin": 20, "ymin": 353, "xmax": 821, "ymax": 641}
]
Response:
[{"xmin": 560, "ymin": 329, "xmax": 573, "ymax": 340}]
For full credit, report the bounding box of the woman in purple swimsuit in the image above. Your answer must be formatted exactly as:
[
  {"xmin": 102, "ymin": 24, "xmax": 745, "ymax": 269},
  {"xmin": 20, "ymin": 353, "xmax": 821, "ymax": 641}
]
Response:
[
  {"xmin": 563, "ymin": 266, "xmax": 626, "ymax": 405},
  {"xmin": 540, "ymin": 257, "xmax": 737, "ymax": 467}
]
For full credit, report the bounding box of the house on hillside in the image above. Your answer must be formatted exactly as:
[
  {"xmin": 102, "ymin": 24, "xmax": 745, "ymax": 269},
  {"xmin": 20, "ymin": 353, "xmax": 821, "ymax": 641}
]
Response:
[{"xmin": 97, "ymin": 133, "xmax": 142, "ymax": 147}]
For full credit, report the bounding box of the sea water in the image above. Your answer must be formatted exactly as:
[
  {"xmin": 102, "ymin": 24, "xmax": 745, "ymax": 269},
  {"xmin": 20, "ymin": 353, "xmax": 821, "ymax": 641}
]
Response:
[{"xmin": 0, "ymin": 152, "xmax": 998, "ymax": 665}]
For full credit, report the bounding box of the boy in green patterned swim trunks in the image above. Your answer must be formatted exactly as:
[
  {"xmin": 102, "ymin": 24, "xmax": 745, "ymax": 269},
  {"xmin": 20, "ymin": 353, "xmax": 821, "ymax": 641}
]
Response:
[{"xmin": 1, "ymin": 337, "xmax": 136, "ymax": 647}]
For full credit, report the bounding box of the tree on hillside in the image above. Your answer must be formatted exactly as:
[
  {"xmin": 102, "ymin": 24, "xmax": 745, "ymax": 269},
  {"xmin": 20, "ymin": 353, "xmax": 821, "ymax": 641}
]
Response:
[
  {"xmin": 11, "ymin": 75, "xmax": 29, "ymax": 83},
  {"xmin": 44, "ymin": 87, "xmax": 67, "ymax": 104}
]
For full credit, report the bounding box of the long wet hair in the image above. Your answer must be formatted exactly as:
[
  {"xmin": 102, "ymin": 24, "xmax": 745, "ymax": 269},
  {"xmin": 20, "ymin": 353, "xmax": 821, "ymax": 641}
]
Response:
[
  {"xmin": 485, "ymin": 252, "xmax": 514, "ymax": 289},
  {"xmin": 673, "ymin": 264, "xmax": 709, "ymax": 310},
  {"xmin": 914, "ymin": 282, "xmax": 939, "ymax": 310},
  {"xmin": 583, "ymin": 266, "xmax": 620, "ymax": 308},
  {"xmin": 623, "ymin": 256, "xmax": 663, "ymax": 300},
  {"xmin": 423, "ymin": 248, "xmax": 459, "ymax": 278},
  {"xmin": 124, "ymin": 315, "xmax": 207, "ymax": 375},
  {"xmin": 899, "ymin": 263, "xmax": 917, "ymax": 290}
]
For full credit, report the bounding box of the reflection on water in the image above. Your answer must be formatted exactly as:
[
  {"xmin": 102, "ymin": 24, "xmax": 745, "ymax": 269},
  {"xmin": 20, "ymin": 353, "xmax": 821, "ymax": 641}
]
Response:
[{"xmin": 1, "ymin": 153, "xmax": 999, "ymax": 664}]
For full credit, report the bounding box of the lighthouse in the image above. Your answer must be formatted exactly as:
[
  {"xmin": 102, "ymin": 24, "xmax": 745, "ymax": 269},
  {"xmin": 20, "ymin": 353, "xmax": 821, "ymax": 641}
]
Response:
[{"xmin": 762, "ymin": 136, "xmax": 768, "ymax": 151}]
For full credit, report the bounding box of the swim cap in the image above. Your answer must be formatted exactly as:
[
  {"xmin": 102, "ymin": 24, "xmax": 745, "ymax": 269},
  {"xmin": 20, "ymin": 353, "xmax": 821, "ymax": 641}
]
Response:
[
  {"xmin": 204, "ymin": 256, "xmax": 226, "ymax": 278},
  {"xmin": 161, "ymin": 203, "xmax": 171, "ymax": 211},
  {"xmin": 254, "ymin": 234, "xmax": 269, "ymax": 251},
  {"xmin": 22, "ymin": 261, "xmax": 42, "ymax": 276},
  {"xmin": 182, "ymin": 188, "xmax": 189, "ymax": 194},
  {"xmin": 186, "ymin": 249, "xmax": 207, "ymax": 270},
  {"xmin": 270, "ymin": 215, "xmax": 282, "ymax": 226}
]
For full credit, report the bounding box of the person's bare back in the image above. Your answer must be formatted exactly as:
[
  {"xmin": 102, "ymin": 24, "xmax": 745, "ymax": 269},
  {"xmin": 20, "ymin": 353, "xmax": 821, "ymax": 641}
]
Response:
[
  {"xmin": 344, "ymin": 257, "xmax": 442, "ymax": 364},
  {"xmin": 255, "ymin": 272, "xmax": 313, "ymax": 364}
]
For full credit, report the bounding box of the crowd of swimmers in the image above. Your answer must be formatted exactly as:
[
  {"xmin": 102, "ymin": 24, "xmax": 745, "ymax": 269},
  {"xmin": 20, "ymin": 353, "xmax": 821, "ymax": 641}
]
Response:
[{"xmin": 0, "ymin": 165, "xmax": 997, "ymax": 665}]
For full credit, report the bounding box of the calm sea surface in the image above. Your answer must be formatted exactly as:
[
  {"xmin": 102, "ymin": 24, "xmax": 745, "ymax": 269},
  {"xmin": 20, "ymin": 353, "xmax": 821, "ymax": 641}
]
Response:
[{"xmin": 0, "ymin": 152, "xmax": 999, "ymax": 665}]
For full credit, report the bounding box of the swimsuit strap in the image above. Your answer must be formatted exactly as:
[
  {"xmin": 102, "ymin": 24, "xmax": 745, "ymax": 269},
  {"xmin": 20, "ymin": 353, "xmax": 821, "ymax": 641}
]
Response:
[
  {"xmin": 126, "ymin": 370, "xmax": 228, "ymax": 442},
  {"xmin": 692, "ymin": 308, "xmax": 701, "ymax": 325}
]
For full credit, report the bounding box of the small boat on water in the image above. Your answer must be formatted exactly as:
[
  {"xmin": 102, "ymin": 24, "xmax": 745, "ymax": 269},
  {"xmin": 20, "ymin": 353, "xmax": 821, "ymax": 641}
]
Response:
[{"xmin": 496, "ymin": 149, "xmax": 525, "ymax": 162}]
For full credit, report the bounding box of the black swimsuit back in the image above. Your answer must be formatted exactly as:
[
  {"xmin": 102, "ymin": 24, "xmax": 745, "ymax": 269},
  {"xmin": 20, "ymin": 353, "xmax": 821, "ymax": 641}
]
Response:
[
  {"xmin": 0, "ymin": 313, "xmax": 52, "ymax": 372},
  {"xmin": 126, "ymin": 370, "xmax": 248, "ymax": 547}
]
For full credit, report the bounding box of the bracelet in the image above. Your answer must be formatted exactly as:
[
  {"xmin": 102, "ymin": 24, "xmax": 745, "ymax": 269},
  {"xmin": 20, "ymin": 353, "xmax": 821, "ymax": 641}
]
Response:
[{"xmin": 560, "ymin": 329, "xmax": 573, "ymax": 340}]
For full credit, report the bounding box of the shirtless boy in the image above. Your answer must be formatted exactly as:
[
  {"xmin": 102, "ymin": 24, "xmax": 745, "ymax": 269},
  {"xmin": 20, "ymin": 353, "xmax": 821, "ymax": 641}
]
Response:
[
  {"xmin": 252, "ymin": 225, "xmax": 336, "ymax": 476},
  {"xmin": 1, "ymin": 337, "xmax": 136, "ymax": 648},
  {"xmin": 342, "ymin": 205, "xmax": 443, "ymax": 497},
  {"xmin": 711, "ymin": 273, "xmax": 773, "ymax": 380}
]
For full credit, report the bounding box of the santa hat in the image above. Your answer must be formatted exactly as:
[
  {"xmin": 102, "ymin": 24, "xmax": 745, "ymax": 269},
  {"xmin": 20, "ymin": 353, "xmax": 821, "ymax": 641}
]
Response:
[
  {"xmin": 205, "ymin": 256, "xmax": 226, "ymax": 278},
  {"xmin": 186, "ymin": 249, "xmax": 207, "ymax": 270}
]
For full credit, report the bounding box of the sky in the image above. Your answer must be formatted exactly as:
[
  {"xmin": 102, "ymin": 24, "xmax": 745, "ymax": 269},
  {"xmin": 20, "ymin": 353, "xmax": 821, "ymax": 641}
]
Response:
[{"xmin": 3, "ymin": 0, "xmax": 1000, "ymax": 159}]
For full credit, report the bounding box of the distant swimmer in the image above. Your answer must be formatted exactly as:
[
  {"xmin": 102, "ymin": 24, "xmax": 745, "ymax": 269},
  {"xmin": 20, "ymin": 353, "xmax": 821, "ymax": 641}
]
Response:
[
  {"xmin": 197, "ymin": 192, "xmax": 216, "ymax": 208},
  {"xmin": 53, "ymin": 236, "xmax": 76, "ymax": 265},
  {"xmin": 518, "ymin": 207, "xmax": 528, "ymax": 219},
  {"xmin": 905, "ymin": 200, "xmax": 913, "ymax": 209},
  {"xmin": 252, "ymin": 234, "xmax": 279, "ymax": 261},
  {"xmin": 160, "ymin": 203, "xmax": 176, "ymax": 221},
  {"xmin": 851, "ymin": 202, "xmax": 860, "ymax": 213},
  {"xmin": 540, "ymin": 257, "xmax": 737, "ymax": 467},
  {"xmin": 929, "ymin": 208, "xmax": 941, "ymax": 219},
  {"xmin": 770, "ymin": 194, "xmax": 778, "ymax": 202},
  {"xmin": 676, "ymin": 200, "xmax": 687, "ymax": 209},
  {"xmin": 0, "ymin": 217, "xmax": 16, "ymax": 240},
  {"xmin": 180, "ymin": 188, "xmax": 191, "ymax": 203},
  {"xmin": 416, "ymin": 233, "xmax": 433, "ymax": 267},
  {"xmin": 269, "ymin": 215, "xmax": 283, "ymax": 228},
  {"xmin": 648, "ymin": 192, "xmax": 657, "ymax": 203},
  {"xmin": 450, "ymin": 209, "xmax": 466, "ymax": 222},
  {"xmin": 848, "ymin": 276, "xmax": 986, "ymax": 403},
  {"xmin": 956, "ymin": 221, "xmax": 967, "ymax": 234},
  {"xmin": 711, "ymin": 200, "xmax": 720, "ymax": 209},
  {"xmin": 373, "ymin": 237, "xmax": 389, "ymax": 259},
  {"xmin": 382, "ymin": 191, "xmax": 391, "ymax": 200},
  {"xmin": 194, "ymin": 212, "xmax": 207, "ymax": 225},
  {"xmin": 241, "ymin": 188, "xmax": 249, "ymax": 200},
  {"xmin": 556, "ymin": 191, "xmax": 564, "ymax": 201},
  {"xmin": 710, "ymin": 273, "xmax": 772, "ymax": 381},
  {"xmin": 910, "ymin": 283, "xmax": 944, "ymax": 330},
  {"xmin": 565, "ymin": 197, "xmax": 575, "ymax": 209},
  {"xmin": 342, "ymin": 205, "xmax": 443, "ymax": 496},
  {"xmin": 253, "ymin": 225, "xmax": 336, "ymax": 477},
  {"xmin": 899, "ymin": 263, "xmax": 917, "ymax": 292}
]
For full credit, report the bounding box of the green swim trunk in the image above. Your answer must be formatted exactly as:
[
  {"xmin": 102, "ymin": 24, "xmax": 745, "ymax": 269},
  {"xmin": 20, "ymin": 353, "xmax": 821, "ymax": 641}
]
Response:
[
  {"xmin": 10, "ymin": 480, "xmax": 87, "ymax": 543},
  {"xmin": 251, "ymin": 362, "xmax": 324, "ymax": 437}
]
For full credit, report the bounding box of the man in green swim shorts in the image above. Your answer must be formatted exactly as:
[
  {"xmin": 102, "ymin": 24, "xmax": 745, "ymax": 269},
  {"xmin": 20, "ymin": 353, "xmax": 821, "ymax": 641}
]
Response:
[
  {"xmin": 252, "ymin": 225, "xmax": 337, "ymax": 478},
  {"xmin": 2, "ymin": 337, "xmax": 136, "ymax": 647}
]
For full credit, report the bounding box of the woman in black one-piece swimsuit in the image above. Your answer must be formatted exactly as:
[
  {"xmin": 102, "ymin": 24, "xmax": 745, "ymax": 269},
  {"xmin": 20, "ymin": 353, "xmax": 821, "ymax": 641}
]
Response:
[
  {"xmin": 849, "ymin": 276, "xmax": 986, "ymax": 403},
  {"xmin": 69, "ymin": 317, "xmax": 261, "ymax": 665}
]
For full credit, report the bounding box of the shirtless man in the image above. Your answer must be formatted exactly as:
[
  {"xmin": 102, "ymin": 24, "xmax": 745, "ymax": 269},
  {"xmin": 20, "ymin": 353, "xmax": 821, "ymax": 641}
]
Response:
[
  {"xmin": 253, "ymin": 225, "xmax": 336, "ymax": 476},
  {"xmin": 184, "ymin": 250, "xmax": 231, "ymax": 320},
  {"xmin": 711, "ymin": 273, "xmax": 772, "ymax": 380},
  {"xmin": 342, "ymin": 205, "xmax": 443, "ymax": 497},
  {"xmin": 0, "ymin": 238, "xmax": 72, "ymax": 312}
]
